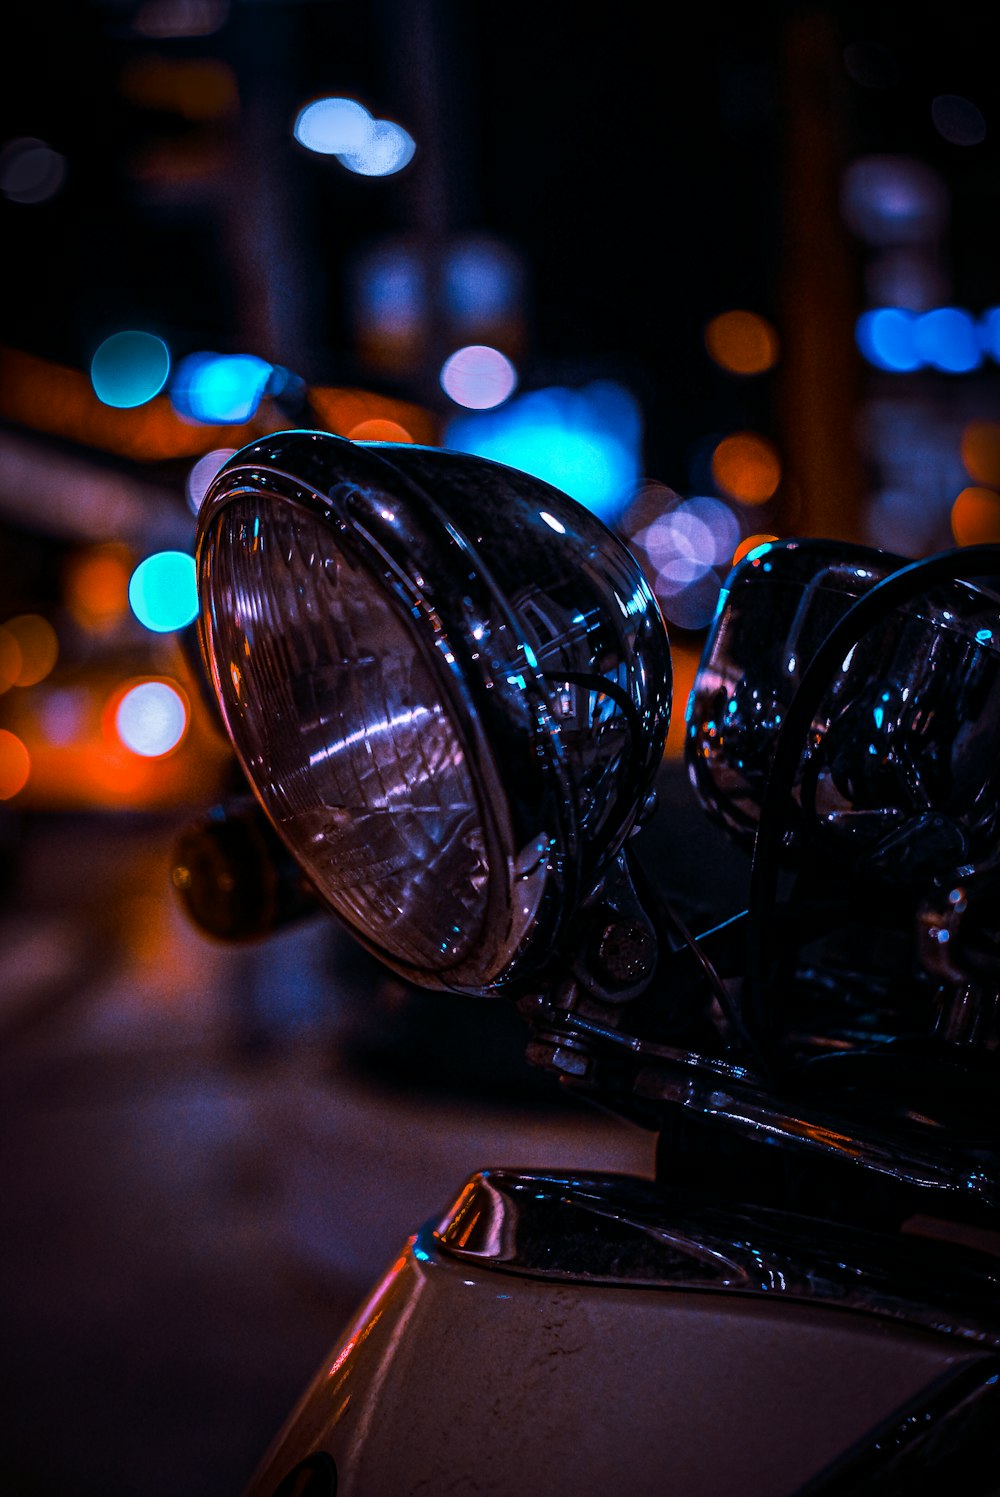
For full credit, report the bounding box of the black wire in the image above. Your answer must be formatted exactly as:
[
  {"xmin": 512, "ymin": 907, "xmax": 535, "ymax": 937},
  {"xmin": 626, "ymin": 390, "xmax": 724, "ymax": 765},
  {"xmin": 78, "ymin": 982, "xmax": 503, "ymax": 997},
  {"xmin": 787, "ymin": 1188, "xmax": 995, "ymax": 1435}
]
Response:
[
  {"xmin": 627, "ymin": 844, "xmax": 765, "ymax": 1067},
  {"xmin": 744, "ymin": 542, "xmax": 1000, "ymax": 1066}
]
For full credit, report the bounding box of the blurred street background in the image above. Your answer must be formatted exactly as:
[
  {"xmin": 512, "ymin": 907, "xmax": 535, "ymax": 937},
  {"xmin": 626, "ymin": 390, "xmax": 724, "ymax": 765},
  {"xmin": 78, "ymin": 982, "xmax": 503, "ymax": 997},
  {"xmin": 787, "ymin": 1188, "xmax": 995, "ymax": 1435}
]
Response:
[{"xmin": 2, "ymin": 1, "xmax": 1000, "ymax": 1493}]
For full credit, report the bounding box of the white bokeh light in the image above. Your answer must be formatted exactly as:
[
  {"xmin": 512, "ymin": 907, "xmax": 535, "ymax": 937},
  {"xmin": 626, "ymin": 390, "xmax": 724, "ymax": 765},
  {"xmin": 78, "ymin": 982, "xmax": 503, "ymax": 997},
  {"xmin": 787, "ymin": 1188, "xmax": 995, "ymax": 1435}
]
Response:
[
  {"xmin": 440, "ymin": 345, "xmax": 517, "ymax": 409},
  {"xmin": 186, "ymin": 448, "xmax": 237, "ymax": 514},
  {"xmin": 116, "ymin": 680, "xmax": 189, "ymax": 757}
]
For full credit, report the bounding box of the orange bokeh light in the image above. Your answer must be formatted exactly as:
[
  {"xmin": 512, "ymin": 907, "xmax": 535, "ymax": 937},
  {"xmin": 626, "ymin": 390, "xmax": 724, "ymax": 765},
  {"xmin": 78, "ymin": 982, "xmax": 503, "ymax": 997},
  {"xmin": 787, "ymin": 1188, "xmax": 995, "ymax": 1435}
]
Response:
[
  {"xmin": 64, "ymin": 543, "xmax": 133, "ymax": 631},
  {"xmin": 0, "ymin": 626, "xmax": 21, "ymax": 693},
  {"xmin": 711, "ymin": 432, "xmax": 782, "ymax": 505},
  {"xmin": 0, "ymin": 347, "xmax": 260, "ymax": 462},
  {"xmin": 309, "ymin": 386, "xmax": 438, "ymax": 446},
  {"xmin": 704, "ymin": 310, "xmax": 780, "ymax": 375},
  {"xmin": 733, "ymin": 533, "xmax": 779, "ymax": 565},
  {"xmin": 2, "ymin": 614, "xmax": 58, "ymax": 686},
  {"xmin": 0, "ymin": 729, "xmax": 31, "ymax": 799},
  {"xmin": 347, "ymin": 418, "xmax": 414, "ymax": 443},
  {"xmin": 951, "ymin": 486, "xmax": 1000, "ymax": 547},
  {"xmin": 960, "ymin": 422, "xmax": 1000, "ymax": 488},
  {"xmin": 119, "ymin": 56, "xmax": 239, "ymax": 121}
]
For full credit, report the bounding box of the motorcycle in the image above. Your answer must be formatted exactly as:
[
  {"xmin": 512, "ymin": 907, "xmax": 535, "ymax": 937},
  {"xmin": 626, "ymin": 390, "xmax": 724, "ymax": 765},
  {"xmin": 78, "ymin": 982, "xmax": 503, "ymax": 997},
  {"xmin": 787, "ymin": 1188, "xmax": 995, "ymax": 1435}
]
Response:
[{"xmin": 174, "ymin": 429, "xmax": 1000, "ymax": 1496}]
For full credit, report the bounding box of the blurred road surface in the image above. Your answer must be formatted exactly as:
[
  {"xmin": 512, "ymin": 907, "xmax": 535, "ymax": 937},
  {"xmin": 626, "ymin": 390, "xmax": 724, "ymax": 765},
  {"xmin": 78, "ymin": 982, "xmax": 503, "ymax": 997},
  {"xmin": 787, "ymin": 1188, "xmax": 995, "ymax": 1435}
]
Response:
[{"xmin": 0, "ymin": 809, "xmax": 657, "ymax": 1497}]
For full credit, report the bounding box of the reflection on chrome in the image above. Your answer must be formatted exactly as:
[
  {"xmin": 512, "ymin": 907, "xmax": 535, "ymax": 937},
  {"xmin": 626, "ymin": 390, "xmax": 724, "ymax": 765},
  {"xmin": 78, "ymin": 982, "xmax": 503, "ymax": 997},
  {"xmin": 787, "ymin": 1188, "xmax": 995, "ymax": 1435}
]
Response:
[{"xmin": 307, "ymin": 705, "xmax": 434, "ymax": 767}]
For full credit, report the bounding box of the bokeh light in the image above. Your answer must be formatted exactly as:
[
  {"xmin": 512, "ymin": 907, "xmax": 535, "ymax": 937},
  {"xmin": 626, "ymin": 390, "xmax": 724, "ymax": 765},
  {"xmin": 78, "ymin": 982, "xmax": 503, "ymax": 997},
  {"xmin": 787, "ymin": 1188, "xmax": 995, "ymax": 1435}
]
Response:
[
  {"xmin": 128, "ymin": 552, "xmax": 198, "ymax": 633},
  {"xmin": 114, "ymin": 680, "xmax": 189, "ymax": 757},
  {"xmin": 1, "ymin": 614, "xmax": 58, "ymax": 686},
  {"xmin": 186, "ymin": 448, "xmax": 238, "ymax": 514},
  {"xmin": 0, "ymin": 136, "xmax": 67, "ymax": 203},
  {"xmin": 951, "ymin": 487, "xmax": 1000, "ymax": 547},
  {"xmin": 170, "ymin": 352, "xmax": 272, "ymax": 423},
  {"xmin": 0, "ymin": 626, "xmax": 21, "ymax": 693},
  {"xmin": 91, "ymin": 332, "xmax": 171, "ymax": 408},
  {"xmin": 119, "ymin": 55, "xmax": 238, "ymax": 120},
  {"xmin": 931, "ymin": 94, "xmax": 986, "ymax": 147},
  {"xmin": 913, "ymin": 307, "xmax": 981, "ymax": 373},
  {"xmin": 710, "ymin": 432, "xmax": 781, "ymax": 504},
  {"xmin": 64, "ymin": 544, "xmax": 133, "ymax": 631},
  {"xmin": 980, "ymin": 308, "xmax": 1000, "ymax": 362},
  {"xmin": 961, "ymin": 422, "xmax": 1000, "ymax": 487},
  {"xmin": 857, "ymin": 306, "xmax": 986, "ymax": 373},
  {"xmin": 840, "ymin": 155, "xmax": 948, "ymax": 246},
  {"xmin": 440, "ymin": 345, "xmax": 517, "ymax": 409},
  {"xmin": 294, "ymin": 96, "xmax": 416, "ymax": 177},
  {"xmin": 37, "ymin": 688, "xmax": 89, "ymax": 746},
  {"xmin": 444, "ymin": 235, "xmax": 524, "ymax": 330},
  {"xmin": 638, "ymin": 496, "xmax": 740, "ymax": 574},
  {"xmin": 132, "ymin": 0, "xmax": 230, "ymax": 38},
  {"xmin": 294, "ymin": 96, "xmax": 373, "ymax": 154},
  {"xmin": 340, "ymin": 118, "xmax": 415, "ymax": 176},
  {"xmin": 622, "ymin": 486, "xmax": 741, "ymax": 634},
  {"xmin": 855, "ymin": 308, "xmax": 922, "ymax": 371},
  {"xmin": 704, "ymin": 310, "xmax": 780, "ymax": 375},
  {"xmin": 656, "ymin": 570, "xmax": 722, "ymax": 631},
  {"xmin": 0, "ymin": 730, "xmax": 31, "ymax": 799},
  {"xmin": 445, "ymin": 381, "xmax": 642, "ymax": 524},
  {"xmin": 347, "ymin": 419, "xmax": 414, "ymax": 442}
]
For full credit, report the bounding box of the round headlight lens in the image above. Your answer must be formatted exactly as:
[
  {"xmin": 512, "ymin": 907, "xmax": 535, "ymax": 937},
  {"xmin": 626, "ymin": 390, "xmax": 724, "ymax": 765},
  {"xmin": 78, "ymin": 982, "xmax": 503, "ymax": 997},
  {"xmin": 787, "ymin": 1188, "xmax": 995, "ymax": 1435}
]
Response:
[
  {"xmin": 196, "ymin": 431, "xmax": 672, "ymax": 995},
  {"xmin": 202, "ymin": 495, "xmax": 489, "ymax": 971}
]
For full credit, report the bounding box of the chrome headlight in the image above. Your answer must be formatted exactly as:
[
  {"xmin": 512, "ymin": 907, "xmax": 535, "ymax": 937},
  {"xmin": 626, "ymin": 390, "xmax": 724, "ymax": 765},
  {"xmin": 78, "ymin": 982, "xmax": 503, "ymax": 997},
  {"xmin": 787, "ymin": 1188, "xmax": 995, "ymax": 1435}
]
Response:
[
  {"xmin": 687, "ymin": 537, "xmax": 1000, "ymax": 876},
  {"xmin": 196, "ymin": 431, "xmax": 671, "ymax": 995}
]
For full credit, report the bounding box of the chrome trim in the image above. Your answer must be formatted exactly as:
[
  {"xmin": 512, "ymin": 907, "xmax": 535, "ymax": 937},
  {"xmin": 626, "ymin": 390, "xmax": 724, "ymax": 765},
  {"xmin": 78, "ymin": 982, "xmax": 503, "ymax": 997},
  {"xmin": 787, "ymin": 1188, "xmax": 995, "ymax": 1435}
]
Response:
[
  {"xmin": 196, "ymin": 431, "xmax": 671, "ymax": 995},
  {"xmin": 433, "ymin": 1169, "xmax": 1000, "ymax": 1347},
  {"xmin": 687, "ymin": 537, "xmax": 1000, "ymax": 865}
]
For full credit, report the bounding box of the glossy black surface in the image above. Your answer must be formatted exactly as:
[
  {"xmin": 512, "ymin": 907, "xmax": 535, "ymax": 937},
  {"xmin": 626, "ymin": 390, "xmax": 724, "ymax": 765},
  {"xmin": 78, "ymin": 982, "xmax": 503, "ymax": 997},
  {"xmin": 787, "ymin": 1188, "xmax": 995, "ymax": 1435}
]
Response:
[{"xmin": 687, "ymin": 538, "xmax": 1000, "ymax": 873}]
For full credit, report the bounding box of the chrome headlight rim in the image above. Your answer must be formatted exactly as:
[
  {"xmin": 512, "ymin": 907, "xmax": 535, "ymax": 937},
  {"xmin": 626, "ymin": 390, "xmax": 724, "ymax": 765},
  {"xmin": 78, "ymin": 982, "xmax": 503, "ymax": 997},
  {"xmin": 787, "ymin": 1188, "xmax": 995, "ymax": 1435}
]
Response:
[{"xmin": 196, "ymin": 430, "xmax": 613, "ymax": 993}]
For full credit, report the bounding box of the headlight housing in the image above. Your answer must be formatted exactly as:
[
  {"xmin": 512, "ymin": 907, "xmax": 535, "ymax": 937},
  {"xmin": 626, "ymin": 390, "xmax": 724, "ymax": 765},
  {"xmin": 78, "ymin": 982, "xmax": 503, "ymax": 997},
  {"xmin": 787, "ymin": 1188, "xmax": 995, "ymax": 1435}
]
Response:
[{"xmin": 196, "ymin": 431, "xmax": 671, "ymax": 995}]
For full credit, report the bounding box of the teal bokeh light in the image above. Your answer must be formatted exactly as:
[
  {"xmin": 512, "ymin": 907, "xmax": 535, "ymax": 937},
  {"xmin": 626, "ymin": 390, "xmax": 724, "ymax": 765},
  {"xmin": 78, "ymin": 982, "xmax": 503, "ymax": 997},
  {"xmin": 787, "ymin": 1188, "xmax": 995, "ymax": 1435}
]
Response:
[
  {"xmin": 170, "ymin": 351, "xmax": 272, "ymax": 424},
  {"xmin": 444, "ymin": 380, "xmax": 641, "ymax": 523},
  {"xmin": 91, "ymin": 331, "xmax": 171, "ymax": 408},
  {"xmin": 128, "ymin": 552, "xmax": 198, "ymax": 633}
]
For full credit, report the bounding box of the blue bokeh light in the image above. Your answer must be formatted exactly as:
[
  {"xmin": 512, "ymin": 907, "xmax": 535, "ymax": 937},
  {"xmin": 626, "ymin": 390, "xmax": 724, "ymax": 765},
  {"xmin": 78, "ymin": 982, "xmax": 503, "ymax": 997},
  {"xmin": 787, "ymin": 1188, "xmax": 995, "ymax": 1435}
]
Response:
[
  {"xmin": 294, "ymin": 97, "xmax": 414, "ymax": 176},
  {"xmin": 443, "ymin": 235, "xmax": 523, "ymax": 325},
  {"xmin": 170, "ymin": 351, "xmax": 272, "ymax": 423},
  {"xmin": 339, "ymin": 119, "xmax": 415, "ymax": 176},
  {"xmin": 855, "ymin": 308, "xmax": 921, "ymax": 371},
  {"xmin": 444, "ymin": 381, "xmax": 642, "ymax": 524},
  {"xmin": 857, "ymin": 305, "xmax": 991, "ymax": 374},
  {"xmin": 128, "ymin": 551, "xmax": 198, "ymax": 633},
  {"xmin": 294, "ymin": 96, "xmax": 373, "ymax": 155},
  {"xmin": 979, "ymin": 308, "xmax": 1000, "ymax": 361},
  {"xmin": 91, "ymin": 331, "xmax": 171, "ymax": 408},
  {"xmin": 913, "ymin": 307, "xmax": 981, "ymax": 372}
]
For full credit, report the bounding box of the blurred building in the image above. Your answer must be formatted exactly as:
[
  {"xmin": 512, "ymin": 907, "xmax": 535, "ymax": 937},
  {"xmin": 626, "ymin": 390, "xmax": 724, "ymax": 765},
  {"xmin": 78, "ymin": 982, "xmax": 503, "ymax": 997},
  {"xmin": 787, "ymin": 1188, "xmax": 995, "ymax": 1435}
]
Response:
[{"xmin": 2, "ymin": 1, "xmax": 1000, "ymax": 785}]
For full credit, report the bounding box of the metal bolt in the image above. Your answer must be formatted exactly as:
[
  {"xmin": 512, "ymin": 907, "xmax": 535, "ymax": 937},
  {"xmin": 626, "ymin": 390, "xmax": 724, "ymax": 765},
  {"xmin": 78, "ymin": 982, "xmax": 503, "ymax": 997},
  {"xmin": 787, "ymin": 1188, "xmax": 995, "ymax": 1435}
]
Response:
[{"xmin": 595, "ymin": 919, "xmax": 655, "ymax": 984}]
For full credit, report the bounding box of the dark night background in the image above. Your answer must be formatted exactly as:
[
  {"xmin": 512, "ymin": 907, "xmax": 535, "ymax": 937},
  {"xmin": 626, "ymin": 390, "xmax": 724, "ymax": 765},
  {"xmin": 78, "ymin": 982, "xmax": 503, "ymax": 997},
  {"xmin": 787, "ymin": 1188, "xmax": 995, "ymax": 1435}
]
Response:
[{"xmin": 1, "ymin": 3, "xmax": 1000, "ymax": 1495}]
